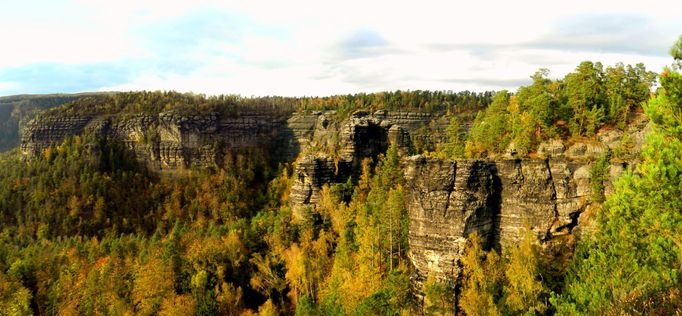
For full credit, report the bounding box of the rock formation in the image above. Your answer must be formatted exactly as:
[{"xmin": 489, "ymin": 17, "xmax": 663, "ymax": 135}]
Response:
[
  {"xmin": 404, "ymin": 158, "xmax": 498, "ymax": 282},
  {"xmin": 402, "ymin": 113, "xmax": 649, "ymax": 288},
  {"xmin": 20, "ymin": 104, "xmax": 650, "ymax": 294},
  {"xmin": 21, "ymin": 110, "xmax": 332, "ymax": 170},
  {"xmin": 289, "ymin": 110, "xmax": 444, "ymax": 215}
]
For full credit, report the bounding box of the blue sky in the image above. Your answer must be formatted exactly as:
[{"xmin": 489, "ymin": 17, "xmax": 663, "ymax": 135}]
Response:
[{"xmin": 0, "ymin": 0, "xmax": 680, "ymax": 96}]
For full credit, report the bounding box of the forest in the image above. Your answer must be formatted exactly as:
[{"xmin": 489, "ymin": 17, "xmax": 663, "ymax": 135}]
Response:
[{"xmin": 0, "ymin": 37, "xmax": 680, "ymax": 315}]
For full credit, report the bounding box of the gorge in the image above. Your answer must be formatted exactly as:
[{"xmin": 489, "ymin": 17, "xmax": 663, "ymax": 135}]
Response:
[{"xmin": 20, "ymin": 99, "xmax": 650, "ymax": 295}]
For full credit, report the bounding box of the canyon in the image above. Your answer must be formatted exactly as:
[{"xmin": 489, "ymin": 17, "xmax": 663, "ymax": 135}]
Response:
[{"xmin": 20, "ymin": 105, "xmax": 650, "ymax": 291}]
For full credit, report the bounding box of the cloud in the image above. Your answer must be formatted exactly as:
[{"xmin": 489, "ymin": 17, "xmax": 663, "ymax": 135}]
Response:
[
  {"xmin": 443, "ymin": 77, "xmax": 532, "ymax": 89},
  {"xmin": 0, "ymin": 62, "xmax": 137, "ymax": 95},
  {"xmin": 530, "ymin": 13, "xmax": 676, "ymax": 56},
  {"xmin": 332, "ymin": 29, "xmax": 396, "ymax": 60},
  {"xmin": 425, "ymin": 13, "xmax": 679, "ymax": 59},
  {"xmin": 1, "ymin": 2, "xmax": 681, "ymax": 96}
]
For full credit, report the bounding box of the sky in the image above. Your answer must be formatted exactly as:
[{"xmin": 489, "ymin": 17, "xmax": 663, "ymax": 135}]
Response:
[{"xmin": 0, "ymin": 0, "xmax": 680, "ymax": 97}]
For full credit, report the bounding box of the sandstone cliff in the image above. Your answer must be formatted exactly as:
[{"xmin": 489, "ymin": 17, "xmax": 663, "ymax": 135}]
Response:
[
  {"xmin": 403, "ymin": 113, "xmax": 649, "ymax": 288},
  {"xmin": 20, "ymin": 103, "xmax": 649, "ymax": 294},
  {"xmin": 289, "ymin": 110, "xmax": 444, "ymax": 212},
  {"xmin": 21, "ymin": 110, "xmax": 331, "ymax": 170}
]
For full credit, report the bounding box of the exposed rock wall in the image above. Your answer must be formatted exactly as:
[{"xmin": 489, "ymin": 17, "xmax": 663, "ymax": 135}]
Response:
[
  {"xmin": 402, "ymin": 115, "xmax": 649, "ymax": 287},
  {"xmin": 21, "ymin": 110, "xmax": 331, "ymax": 170},
  {"xmin": 404, "ymin": 158, "xmax": 498, "ymax": 282},
  {"xmin": 21, "ymin": 116, "xmax": 94, "ymax": 157},
  {"xmin": 22, "ymin": 109, "xmax": 440, "ymax": 172},
  {"xmin": 290, "ymin": 110, "xmax": 439, "ymax": 213},
  {"xmin": 404, "ymin": 156, "xmax": 603, "ymax": 286},
  {"xmin": 289, "ymin": 155, "xmax": 349, "ymax": 207}
]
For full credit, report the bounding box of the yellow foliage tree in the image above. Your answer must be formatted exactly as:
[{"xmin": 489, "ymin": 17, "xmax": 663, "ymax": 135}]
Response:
[
  {"xmin": 132, "ymin": 257, "xmax": 176, "ymax": 316},
  {"xmin": 0, "ymin": 272, "xmax": 32, "ymax": 316},
  {"xmin": 423, "ymin": 273, "xmax": 455, "ymax": 316},
  {"xmin": 503, "ymin": 227, "xmax": 549, "ymax": 314},
  {"xmin": 459, "ymin": 233, "xmax": 503, "ymax": 316},
  {"xmin": 159, "ymin": 294, "xmax": 196, "ymax": 316}
]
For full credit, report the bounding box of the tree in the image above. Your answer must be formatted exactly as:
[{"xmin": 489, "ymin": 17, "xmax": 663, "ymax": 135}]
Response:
[
  {"xmin": 589, "ymin": 153, "xmax": 610, "ymax": 203},
  {"xmin": 564, "ymin": 61, "xmax": 607, "ymax": 136},
  {"xmin": 133, "ymin": 257, "xmax": 176, "ymax": 315},
  {"xmin": 516, "ymin": 68, "xmax": 564, "ymax": 130},
  {"xmin": 554, "ymin": 35, "xmax": 682, "ymax": 315},
  {"xmin": 383, "ymin": 186, "xmax": 406, "ymax": 270},
  {"xmin": 671, "ymin": 34, "xmax": 682, "ymax": 67},
  {"xmin": 441, "ymin": 115, "xmax": 465, "ymax": 158},
  {"xmin": 459, "ymin": 233, "xmax": 503, "ymax": 316},
  {"xmin": 423, "ymin": 273, "xmax": 455, "ymax": 316},
  {"xmin": 466, "ymin": 91, "xmax": 512, "ymax": 157},
  {"xmin": 0, "ymin": 272, "xmax": 32, "ymax": 316},
  {"xmin": 503, "ymin": 227, "xmax": 549, "ymax": 314},
  {"xmin": 604, "ymin": 63, "xmax": 656, "ymax": 129}
]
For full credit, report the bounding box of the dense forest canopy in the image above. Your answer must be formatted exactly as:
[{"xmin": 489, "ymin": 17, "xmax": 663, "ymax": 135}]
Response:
[
  {"xmin": 456, "ymin": 62, "xmax": 656, "ymax": 159},
  {"xmin": 0, "ymin": 36, "xmax": 680, "ymax": 315},
  {"xmin": 33, "ymin": 90, "xmax": 494, "ymax": 118}
]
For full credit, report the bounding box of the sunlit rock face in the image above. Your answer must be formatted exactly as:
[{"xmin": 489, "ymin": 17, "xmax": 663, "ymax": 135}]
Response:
[
  {"xmin": 404, "ymin": 155, "xmax": 615, "ymax": 289},
  {"xmin": 404, "ymin": 157, "xmax": 498, "ymax": 285},
  {"xmin": 402, "ymin": 113, "xmax": 650, "ymax": 289}
]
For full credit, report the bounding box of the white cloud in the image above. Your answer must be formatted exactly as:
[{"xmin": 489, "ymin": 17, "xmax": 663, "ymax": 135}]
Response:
[{"xmin": 1, "ymin": 0, "xmax": 681, "ymax": 96}]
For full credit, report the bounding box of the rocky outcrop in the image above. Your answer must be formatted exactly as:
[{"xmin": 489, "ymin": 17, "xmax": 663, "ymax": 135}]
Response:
[
  {"xmin": 405, "ymin": 158, "xmax": 498, "ymax": 283},
  {"xmin": 402, "ymin": 115, "xmax": 651, "ymax": 289},
  {"xmin": 289, "ymin": 155, "xmax": 350, "ymax": 207},
  {"xmin": 21, "ymin": 110, "xmax": 334, "ymax": 170},
  {"xmin": 290, "ymin": 110, "xmax": 442, "ymax": 212},
  {"xmin": 22, "ymin": 107, "xmax": 446, "ymax": 219},
  {"xmin": 21, "ymin": 108, "xmax": 443, "ymax": 173},
  {"xmin": 404, "ymin": 156, "xmax": 605, "ymax": 287},
  {"xmin": 21, "ymin": 116, "xmax": 94, "ymax": 158}
]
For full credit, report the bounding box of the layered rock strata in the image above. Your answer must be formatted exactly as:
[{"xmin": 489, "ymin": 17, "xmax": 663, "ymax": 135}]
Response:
[
  {"xmin": 21, "ymin": 111, "xmax": 331, "ymax": 170},
  {"xmin": 290, "ymin": 111, "xmax": 440, "ymax": 210}
]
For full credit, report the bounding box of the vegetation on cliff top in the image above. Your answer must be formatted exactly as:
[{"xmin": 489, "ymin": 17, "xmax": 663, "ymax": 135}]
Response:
[
  {"xmin": 551, "ymin": 34, "xmax": 682, "ymax": 315},
  {"xmin": 37, "ymin": 89, "xmax": 494, "ymax": 119},
  {"xmin": 457, "ymin": 62, "xmax": 656, "ymax": 158}
]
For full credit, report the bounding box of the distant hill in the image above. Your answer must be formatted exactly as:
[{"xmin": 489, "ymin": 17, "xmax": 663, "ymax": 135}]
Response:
[{"xmin": 0, "ymin": 93, "xmax": 109, "ymax": 151}]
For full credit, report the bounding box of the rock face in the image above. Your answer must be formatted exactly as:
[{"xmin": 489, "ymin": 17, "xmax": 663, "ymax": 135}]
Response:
[
  {"xmin": 22, "ymin": 107, "xmax": 447, "ymax": 217},
  {"xmin": 21, "ymin": 110, "xmax": 332, "ymax": 170},
  {"xmin": 404, "ymin": 156, "xmax": 596, "ymax": 286},
  {"xmin": 22, "ymin": 109, "xmax": 442, "ymax": 172},
  {"xmin": 21, "ymin": 116, "xmax": 94, "ymax": 158},
  {"xmin": 289, "ymin": 155, "xmax": 347, "ymax": 207},
  {"xmin": 401, "ymin": 114, "xmax": 650, "ymax": 287},
  {"xmin": 290, "ymin": 110, "xmax": 443, "ymax": 214},
  {"xmin": 404, "ymin": 157, "xmax": 498, "ymax": 282}
]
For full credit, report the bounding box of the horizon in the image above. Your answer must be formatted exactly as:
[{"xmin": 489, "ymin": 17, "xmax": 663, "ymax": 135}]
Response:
[{"xmin": 1, "ymin": 0, "xmax": 681, "ymax": 97}]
